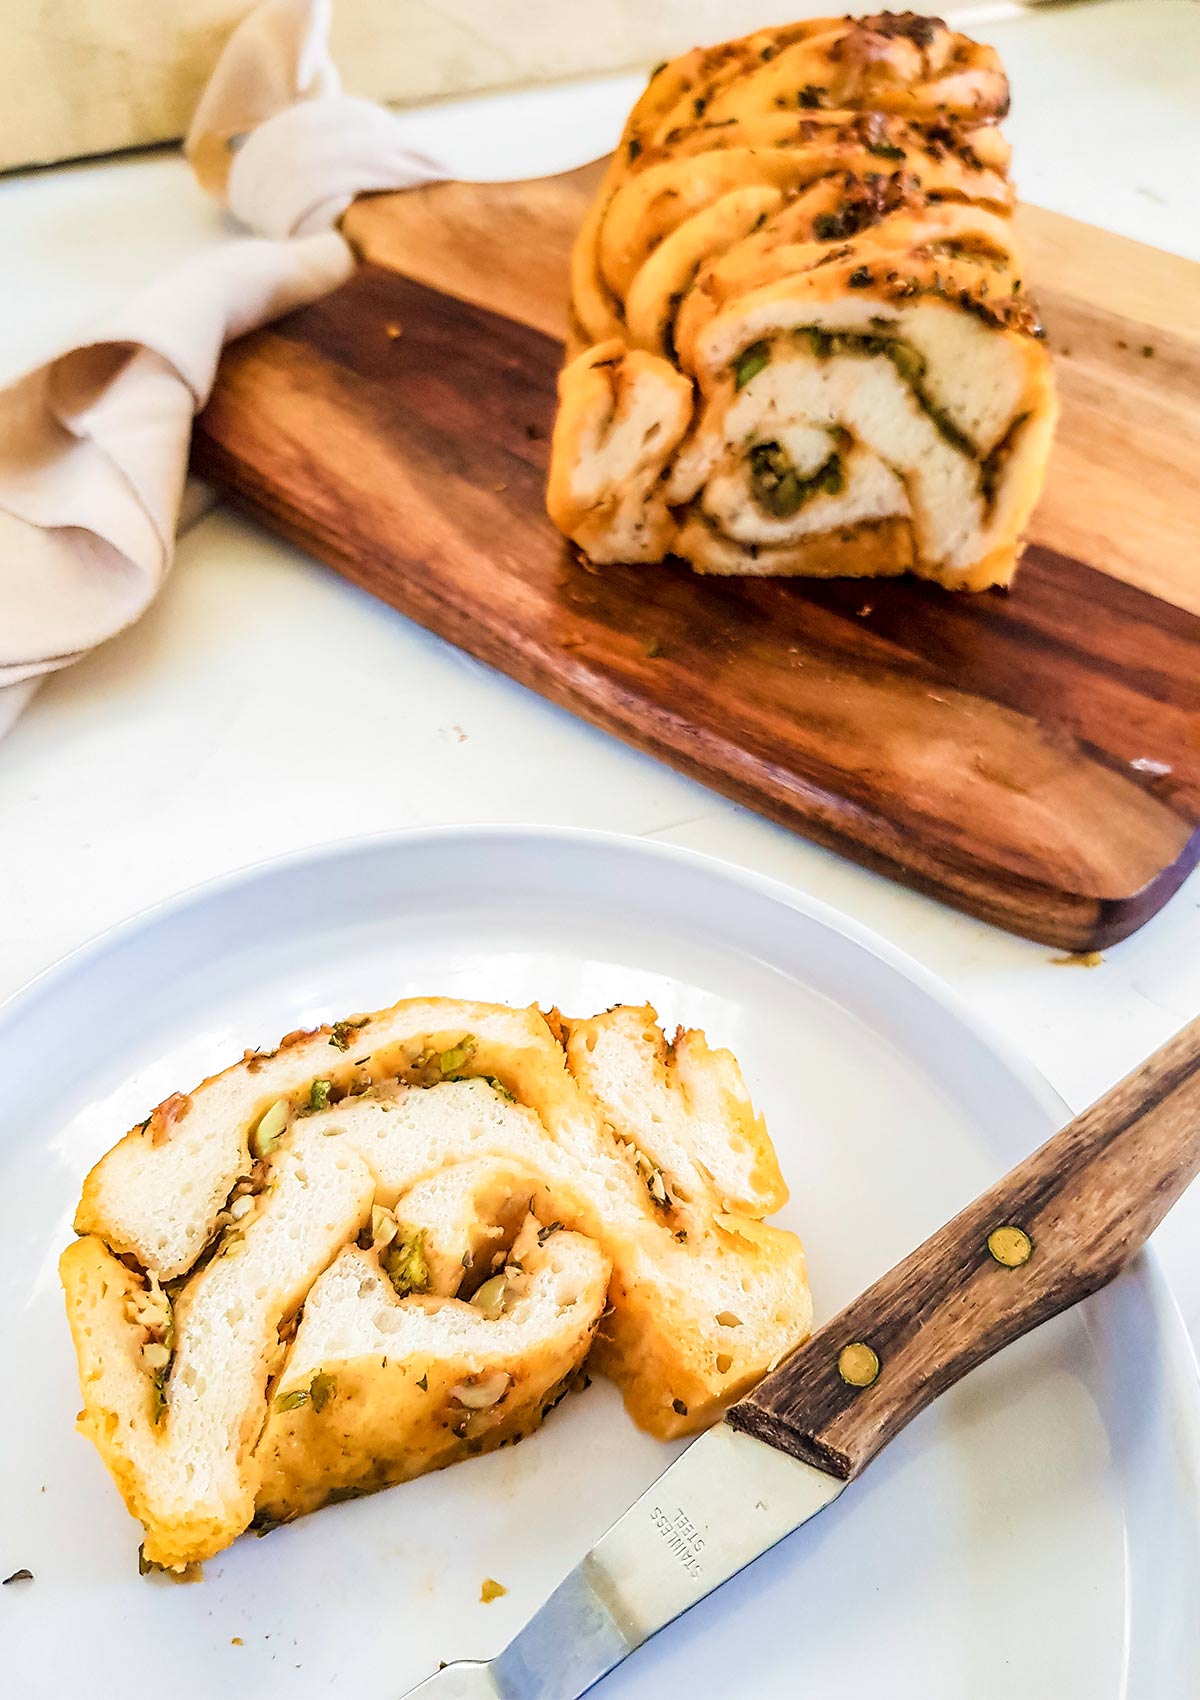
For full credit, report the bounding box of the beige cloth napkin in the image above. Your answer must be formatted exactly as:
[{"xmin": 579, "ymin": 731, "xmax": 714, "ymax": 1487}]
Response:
[{"xmin": 0, "ymin": 0, "xmax": 447, "ymax": 737}]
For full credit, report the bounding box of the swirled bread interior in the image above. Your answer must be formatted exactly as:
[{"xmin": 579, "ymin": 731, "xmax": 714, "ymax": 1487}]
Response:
[
  {"xmin": 62, "ymin": 998, "xmax": 811, "ymax": 1567},
  {"xmin": 548, "ymin": 12, "xmax": 1056, "ymax": 588}
]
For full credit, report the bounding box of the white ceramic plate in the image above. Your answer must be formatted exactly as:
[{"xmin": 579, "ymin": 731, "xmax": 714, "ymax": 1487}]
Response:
[{"xmin": 2, "ymin": 827, "xmax": 1198, "ymax": 1700}]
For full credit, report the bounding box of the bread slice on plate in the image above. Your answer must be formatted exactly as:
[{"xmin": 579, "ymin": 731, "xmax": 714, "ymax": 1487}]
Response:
[{"xmin": 62, "ymin": 997, "xmax": 811, "ymax": 1567}]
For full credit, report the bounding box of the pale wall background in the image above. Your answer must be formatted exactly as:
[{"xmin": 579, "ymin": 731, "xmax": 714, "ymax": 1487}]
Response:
[{"xmin": 3, "ymin": 0, "xmax": 1049, "ymax": 173}]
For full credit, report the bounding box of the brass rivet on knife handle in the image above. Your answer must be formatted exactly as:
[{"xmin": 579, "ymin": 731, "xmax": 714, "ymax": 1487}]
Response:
[
  {"xmin": 726, "ymin": 1015, "xmax": 1200, "ymax": 1483},
  {"xmin": 837, "ymin": 1342, "xmax": 880, "ymax": 1388},
  {"xmin": 987, "ymin": 1224, "xmax": 1033, "ymax": 1267}
]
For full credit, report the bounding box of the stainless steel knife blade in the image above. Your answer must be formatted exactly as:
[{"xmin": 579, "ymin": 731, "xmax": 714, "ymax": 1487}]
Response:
[{"xmin": 401, "ymin": 1422, "xmax": 843, "ymax": 1699}]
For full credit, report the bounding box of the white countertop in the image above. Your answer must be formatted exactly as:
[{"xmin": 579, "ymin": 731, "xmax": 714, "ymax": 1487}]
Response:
[{"xmin": 3, "ymin": 0, "xmax": 1199, "ymax": 1354}]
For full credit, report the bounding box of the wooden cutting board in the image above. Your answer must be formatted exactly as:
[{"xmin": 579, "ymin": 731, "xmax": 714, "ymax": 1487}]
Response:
[{"xmin": 193, "ymin": 162, "xmax": 1200, "ymax": 950}]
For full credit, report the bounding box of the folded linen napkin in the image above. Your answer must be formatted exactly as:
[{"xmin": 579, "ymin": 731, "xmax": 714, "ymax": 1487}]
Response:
[{"xmin": 0, "ymin": 0, "xmax": 447, "ymax": 737}]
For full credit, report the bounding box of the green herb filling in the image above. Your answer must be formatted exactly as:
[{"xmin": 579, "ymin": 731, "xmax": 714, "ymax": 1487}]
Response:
[
  {"xmin": 748, "ymin": 442, "xmax": 845, "ymax": 518},
  {"xmin": 381, "ymin": 1228, "xmax": 432, "ymax": 1298},
  {"xmin": 734, "ymin": 342, "xmax": 771, "ymax": 390}
]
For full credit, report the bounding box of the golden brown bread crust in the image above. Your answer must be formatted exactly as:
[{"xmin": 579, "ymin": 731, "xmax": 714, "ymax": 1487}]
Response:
[
  {"xmin": 679, "ymin": 513, "xmax": 916, "ymax": 578},
  {"xmin": 548, "ymin": 13, "xmax": 1056, "ymax": 589}
]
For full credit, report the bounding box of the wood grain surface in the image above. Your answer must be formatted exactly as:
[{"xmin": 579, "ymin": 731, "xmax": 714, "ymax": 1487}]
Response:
[
  {"xmin": 193, "ymin": 166, "xmax": 1200, "ymax": 949},
  {"xmin": 728, "ymin": 1014, "xmax": 1200, "ymax": 1480}
]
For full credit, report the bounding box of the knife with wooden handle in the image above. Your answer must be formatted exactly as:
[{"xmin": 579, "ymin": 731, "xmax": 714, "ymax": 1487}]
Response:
[{"xmin": 402, "ymin": 1016, "xmax": 1200, "ymax": 1699}]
